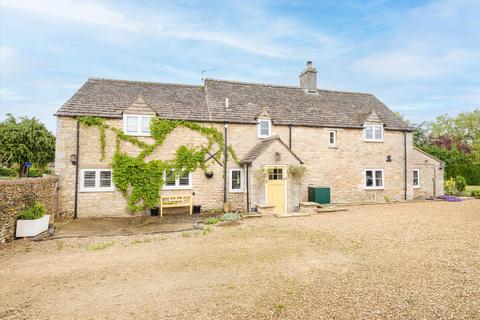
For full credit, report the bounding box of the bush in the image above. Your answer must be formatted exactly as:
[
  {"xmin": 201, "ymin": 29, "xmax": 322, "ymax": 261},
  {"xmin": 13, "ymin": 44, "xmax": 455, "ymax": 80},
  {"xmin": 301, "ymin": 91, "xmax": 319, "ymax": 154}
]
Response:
[
  {"xmin": 446, "ymin": 163, "xmax": 480, "ymax": 185},
  {"xmin": 204, "ymin": 217, "xmax": 219, "ymax": 225},
  {"xmin": 220, "ymin": 212, "xmax": 241, "ymax": 221},
  {"xmin": 444, "ymin": 177, "xmax": 457, "ymax": 195},
  {"xmin": 455, "ymin": 175, "xmax": 466, "ymax": 192},
  {"xmin": 17, "ymin": 202, "xmax": 46, "ymax": 220},
  {"xmin": 471, "ymin": 190, "xmax": 480, "ymax": 199},
  {"xmin": 0, "ymin": 166, "xmax": 16, "ymax": 177}
]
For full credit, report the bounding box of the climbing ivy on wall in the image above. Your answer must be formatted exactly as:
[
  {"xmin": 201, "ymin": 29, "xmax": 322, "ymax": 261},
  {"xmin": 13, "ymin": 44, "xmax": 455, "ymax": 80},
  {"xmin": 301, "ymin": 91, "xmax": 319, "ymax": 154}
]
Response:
[{"xmin": 77, "ymin": 116, "xmax": 237, "ymax": 212}]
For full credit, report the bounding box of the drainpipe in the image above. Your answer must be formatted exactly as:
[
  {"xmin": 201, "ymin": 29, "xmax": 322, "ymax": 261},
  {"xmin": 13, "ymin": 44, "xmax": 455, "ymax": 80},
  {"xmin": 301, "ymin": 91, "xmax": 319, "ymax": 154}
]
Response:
[
  {"xmin": 73, "ymin": 120, "xmax": 80, "ymax": 219},
  {"xmin": 288, "ymin": 124, "xmax": 292, "ymax": 149},
  {"xmin": 223, "ymin": 123, "xmax": 228, "ymax": 203},
  {"xmin": 404, "ymin": 130, "xmax": 408, "ymax": 201},
  {"xmin": 246, "ymin": 164, "xmax": 250, "ymax": 212}
]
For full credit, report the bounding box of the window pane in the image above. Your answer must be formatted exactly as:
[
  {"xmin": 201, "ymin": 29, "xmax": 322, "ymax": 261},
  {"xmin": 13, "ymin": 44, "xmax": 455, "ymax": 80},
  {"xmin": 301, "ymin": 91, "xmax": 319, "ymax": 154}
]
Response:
[
  {"xmin": 260, "ymin": 121, "xmax": 270, "ymax": 136},
  {"xmin": 84, "ymin": 171, "xmax": 96, "ymax": 188},
  {"xmin": 329, "ymin": 131, "xmax": 335, "ymax": 144},
  {"xmin": 413, "ymin": 170, "xmax": 419, "ymax": 186},
  {"xmin": 231, "ymin": 170, "xmax": 241, "ymax": 190},
  {"xmin": 375, "ymin": 170, "xmax": 383, "ymax": 187},
  {"xmin": 374, "ymin": 126, "xmax": 382, "ymax": 140},
  {"xmin": 365, "ymin": 170, "xmax": 373, "ymax": 187},
  {"xmin": 165, "ymin": 170, "xmax": 176, "ymax": 186},
  {"xmin": 100, "ymin": 171, "xmax": 112, "ymax": 188},
  {"xmin": 141, "ymin": 117, "xmax": 151, "ymax": 133},
  {"xmin": 179, "ymin": 172, "xmax": 190, "ymax": 186},
  {"xmin": 365, "ymin": 127, "xmax": 373, "ymax": 139},
  {"xmin": 126, "ymin": 116, "xmax": 137, "ymax": 132}
]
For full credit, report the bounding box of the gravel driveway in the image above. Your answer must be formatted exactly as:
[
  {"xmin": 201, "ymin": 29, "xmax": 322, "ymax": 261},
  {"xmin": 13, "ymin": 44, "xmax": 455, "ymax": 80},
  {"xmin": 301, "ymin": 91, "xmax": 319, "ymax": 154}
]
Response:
[{"xmin": 1, "ymin": 200, "xmax": 479, "ymax": 319}]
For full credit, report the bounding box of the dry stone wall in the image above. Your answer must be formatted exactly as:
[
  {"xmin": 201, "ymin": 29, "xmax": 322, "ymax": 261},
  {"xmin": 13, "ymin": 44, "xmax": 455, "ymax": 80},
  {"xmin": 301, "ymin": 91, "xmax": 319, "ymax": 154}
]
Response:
[{"xmin": 0, "ymin": 176, "xmax": 58, "ymax": 243}]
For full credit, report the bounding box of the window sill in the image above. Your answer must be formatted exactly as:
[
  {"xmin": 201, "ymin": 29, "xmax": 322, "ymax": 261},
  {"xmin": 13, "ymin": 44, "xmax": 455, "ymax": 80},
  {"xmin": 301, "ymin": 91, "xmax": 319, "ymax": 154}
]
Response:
[
  {"xmin": 124, "ymin": 132, "xmax": 151, "ymax": 137},
  {"xmin": 364, "ymin": 139, "xmax": 384, "ymax": 143},
  {"xmin": 80, "ymin": 188, "xmax": 115, "ymax": 193},
  {"xmin": 163, "ymin": 186, "xmax": 192, "ymax": 190},
  {"xmin": 413, "ymin": 186, "xmax": 420, "ymax": 189},
  {"xmin": 230, "ymin": 189, "xmax": 245, "ymax": 193},
  {"xmin": 328, "ymin": 145, "xmax": 338, "ymax": 149},
  {"xmin": 258, "ymin": 135, "xmax": 271, "ymax": 139},
  {"xmin": 364, "ymin": 187, "xmax": 384, "ymax": 190}
]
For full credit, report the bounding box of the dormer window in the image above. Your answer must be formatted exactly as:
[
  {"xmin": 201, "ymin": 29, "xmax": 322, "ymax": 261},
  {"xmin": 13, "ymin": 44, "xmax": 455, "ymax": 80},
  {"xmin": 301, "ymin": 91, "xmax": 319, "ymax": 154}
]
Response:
[
  {"xmin": 258, "ymin": 119, "xmax": 271, "ymax": 138},
  {"xmin": 364, "ymin": 125, "xmax": 383, "ymax": 142},
  {"xmin": 123, "ymin": 114, "xmax": 153, "ymax": 136}
]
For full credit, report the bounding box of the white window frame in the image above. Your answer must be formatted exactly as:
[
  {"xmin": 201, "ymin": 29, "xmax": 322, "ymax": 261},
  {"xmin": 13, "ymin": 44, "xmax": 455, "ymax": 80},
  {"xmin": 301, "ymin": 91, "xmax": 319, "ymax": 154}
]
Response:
[
  {"xmin": 258, "ymin": 119, "xmax": 271, "ymax": 138},
  {"xmin": 364, "ymin": 169, "xmax": 384, "ymax": 190},
  {"xmin": 163, "ymin": 170, "xmax": 192, "ymax": 190},
  {"xmin": 123, "ymin": 114, "xmax": 153, "ymax": 136},
  {"xmin": 229, "ymin": 168, "xmax": 244, "ymax": 192},
  {"xmin": 79, "ymin": 169, "xmax": 114, "ymax": 192},
  {"xmin": 413, "ymin": 169, "xmax": 420, "ymax": 188},
  {"xmin": 328, "ymin": 130, "xmax": 337, "ymax": 146},
  {"xmin": 363, "ymin": 125, "xmax": 383, "ymax": 142}
]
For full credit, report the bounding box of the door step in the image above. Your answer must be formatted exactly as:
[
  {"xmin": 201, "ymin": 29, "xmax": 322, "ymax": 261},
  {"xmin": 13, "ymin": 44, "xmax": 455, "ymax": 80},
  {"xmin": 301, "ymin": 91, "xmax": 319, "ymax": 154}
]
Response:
[{"xmin": 316, "ymin": 207, "xmax": 348, "ymax": 213}]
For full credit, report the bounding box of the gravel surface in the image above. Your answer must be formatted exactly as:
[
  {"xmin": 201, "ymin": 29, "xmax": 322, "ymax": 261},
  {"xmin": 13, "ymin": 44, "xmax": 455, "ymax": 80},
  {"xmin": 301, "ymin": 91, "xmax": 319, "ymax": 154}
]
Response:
[{"xmin": 1, "ymin": 200, "xmax": 479, "ymax": 319}]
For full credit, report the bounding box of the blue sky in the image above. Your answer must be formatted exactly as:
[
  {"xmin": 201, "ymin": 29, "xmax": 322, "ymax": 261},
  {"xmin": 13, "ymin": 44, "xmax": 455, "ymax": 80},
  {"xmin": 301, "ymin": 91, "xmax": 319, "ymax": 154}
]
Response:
[{"xmin": 1, "ymin": 0, "xmax": 479, "ymax": 132}]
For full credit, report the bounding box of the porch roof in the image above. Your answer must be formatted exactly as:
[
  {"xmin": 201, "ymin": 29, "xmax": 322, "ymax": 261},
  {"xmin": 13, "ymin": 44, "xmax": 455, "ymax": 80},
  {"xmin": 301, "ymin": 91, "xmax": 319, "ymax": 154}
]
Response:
[{"xmin": 240, "ymin": 135, "xmax": 303, "ymax": 165}]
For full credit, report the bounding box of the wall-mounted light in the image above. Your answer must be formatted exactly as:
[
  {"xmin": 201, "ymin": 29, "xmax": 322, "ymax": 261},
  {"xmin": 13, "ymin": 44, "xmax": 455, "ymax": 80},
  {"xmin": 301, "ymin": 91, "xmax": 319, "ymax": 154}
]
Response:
[
  {"xmin": 70, "ymin": 154, "xmax": 77, "ymax": 165},
  {"xmin": 275, "ymin": 152, "xmax": 281, "ymax": 162},
  {"xmin": 386, "ymin": 155, "xmax": 392, "ymax": 162}
]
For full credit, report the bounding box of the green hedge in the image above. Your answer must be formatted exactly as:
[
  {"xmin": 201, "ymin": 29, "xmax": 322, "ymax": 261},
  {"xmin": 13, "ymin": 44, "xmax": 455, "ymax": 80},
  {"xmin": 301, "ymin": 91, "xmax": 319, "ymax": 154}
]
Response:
[
  {"xmin": 445, "ymin": 164, "xmax": 480, "ymax": 185},
  {"xmin": 0, "ymin": 166, "xmax": 16, "ymax": 177}
]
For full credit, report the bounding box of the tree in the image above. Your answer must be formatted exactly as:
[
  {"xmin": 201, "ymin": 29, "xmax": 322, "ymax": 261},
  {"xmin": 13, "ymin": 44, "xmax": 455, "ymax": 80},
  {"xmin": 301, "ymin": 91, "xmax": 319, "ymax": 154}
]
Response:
[{"xmin": 0, "ymin": 114, "xmax": 55, "ymax": 176}]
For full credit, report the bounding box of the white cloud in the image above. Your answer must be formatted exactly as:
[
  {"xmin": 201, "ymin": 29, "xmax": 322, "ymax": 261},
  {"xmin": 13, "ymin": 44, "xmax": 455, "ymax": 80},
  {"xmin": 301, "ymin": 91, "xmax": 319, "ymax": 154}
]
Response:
[
  {"xmin": 1, "ymin": 0, "xmax": 140, "ymax": 31},
  {"xmin": 355, "ymin": 48, "xmax": 472, "ymax": 80},
  {"xmin": 1, "ymin": 0, "xmax": 341, "ymax": 59}
]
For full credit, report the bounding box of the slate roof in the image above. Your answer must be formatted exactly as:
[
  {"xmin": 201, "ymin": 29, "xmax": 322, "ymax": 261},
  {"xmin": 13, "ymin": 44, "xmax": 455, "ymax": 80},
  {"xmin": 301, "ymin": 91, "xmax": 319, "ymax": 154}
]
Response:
[
  {"xmin": 56, "ymin": 77, "xmax": 413, "ymax": 131},
  {"xmin": 240, "ymin": 135, "xmax": 303, "ymax": 164}
]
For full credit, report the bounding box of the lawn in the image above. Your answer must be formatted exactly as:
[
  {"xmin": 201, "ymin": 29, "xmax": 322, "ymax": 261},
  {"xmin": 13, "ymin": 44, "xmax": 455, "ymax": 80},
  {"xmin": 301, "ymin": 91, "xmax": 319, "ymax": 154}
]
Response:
[
  {"xmin": 466, "ymin": 185, "xmax": 480, "ymax": 192},
  {"xmin": 1, "ymin": 200, "xmax": 479, "ymax": 319}
]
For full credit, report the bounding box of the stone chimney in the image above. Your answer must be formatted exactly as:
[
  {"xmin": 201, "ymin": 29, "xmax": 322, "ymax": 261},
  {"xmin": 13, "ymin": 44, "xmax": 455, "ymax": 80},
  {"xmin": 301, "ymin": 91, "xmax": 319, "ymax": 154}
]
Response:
[{"xmin": 299, "ymin": 61, "xmax": 317, "ymax": 93}]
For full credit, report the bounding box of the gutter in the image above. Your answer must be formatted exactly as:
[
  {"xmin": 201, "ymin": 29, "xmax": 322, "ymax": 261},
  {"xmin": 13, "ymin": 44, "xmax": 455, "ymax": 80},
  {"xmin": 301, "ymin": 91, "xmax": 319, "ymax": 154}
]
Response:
[
  {"xmin": 288, "ymin": 124, "xmax": 292, "ymax": 149},
  {"xmin": 74, "ymin": 120, "xmax": 80, "ymax": 219}
]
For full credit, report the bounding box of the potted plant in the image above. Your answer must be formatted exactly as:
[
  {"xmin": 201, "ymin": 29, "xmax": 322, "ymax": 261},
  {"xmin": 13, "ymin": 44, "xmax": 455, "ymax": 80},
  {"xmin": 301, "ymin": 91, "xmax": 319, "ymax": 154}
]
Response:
[
  {"xmin": 16, "ymin": 202, "xmax": 50, "ymax": 237},
  {"xmin": 204, "ymin": 170, "xmax": 214, "ymax": 178}
]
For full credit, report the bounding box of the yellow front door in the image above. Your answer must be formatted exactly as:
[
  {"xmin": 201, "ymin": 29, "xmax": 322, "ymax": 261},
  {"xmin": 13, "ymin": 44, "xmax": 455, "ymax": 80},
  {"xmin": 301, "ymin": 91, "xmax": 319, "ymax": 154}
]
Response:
[{"xmin": 265, "ymin": 165, "xmax": 286, "ymax": 213}]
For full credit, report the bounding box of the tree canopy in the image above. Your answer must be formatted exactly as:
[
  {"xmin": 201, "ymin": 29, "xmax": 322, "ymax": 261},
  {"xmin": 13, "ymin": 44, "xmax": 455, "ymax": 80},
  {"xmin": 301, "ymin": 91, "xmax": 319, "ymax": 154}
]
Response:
[
  {"xmin": 0, "ymin": 114, "xmax": 55, "ymax": 176},
  {"xmin": 405, "ymin": 108, "xmax": 480, "ymax": 185}
]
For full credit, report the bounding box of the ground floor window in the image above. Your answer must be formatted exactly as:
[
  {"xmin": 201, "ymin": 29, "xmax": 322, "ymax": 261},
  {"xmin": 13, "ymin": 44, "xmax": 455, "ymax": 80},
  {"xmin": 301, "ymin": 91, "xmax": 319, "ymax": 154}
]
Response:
[
  {"xmin": 163, "ymin": 170, "xmax": 192, "ymax": 189},
  {"xmin": 230, "ymin": 168, "xmax": 244, "ymax": 192},
  {"xmin": 80, "ymin": 169, "xmax": 114, "ymax": 192},
  {"xmin": 413, "ymin": 169, "xmax": 420, "ymax": 188},
  {"xmin": 365, "ymin": 169, "xmax": 384, "ymax": 189}
]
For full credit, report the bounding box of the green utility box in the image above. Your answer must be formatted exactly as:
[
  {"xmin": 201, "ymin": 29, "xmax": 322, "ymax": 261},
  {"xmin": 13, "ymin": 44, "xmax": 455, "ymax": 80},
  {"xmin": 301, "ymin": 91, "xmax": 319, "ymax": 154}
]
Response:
[{"xmin": 308, "ymin": 186, "xmax": 331, "ymax": 204}]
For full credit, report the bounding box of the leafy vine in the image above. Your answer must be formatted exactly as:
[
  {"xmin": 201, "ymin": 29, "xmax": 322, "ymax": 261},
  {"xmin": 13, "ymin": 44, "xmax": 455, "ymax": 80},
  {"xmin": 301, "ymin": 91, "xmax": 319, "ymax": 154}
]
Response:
[{"xmin": 77, "ymin": 116, "xmax": 238, "ymax": 212}]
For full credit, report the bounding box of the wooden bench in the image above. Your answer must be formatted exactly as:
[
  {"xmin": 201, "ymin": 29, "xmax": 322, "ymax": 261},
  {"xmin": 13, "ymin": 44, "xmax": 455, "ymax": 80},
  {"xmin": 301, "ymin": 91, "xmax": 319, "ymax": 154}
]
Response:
[{"xmin": 159, "ymin": 195, "xmax": 192, "ymax": 217}]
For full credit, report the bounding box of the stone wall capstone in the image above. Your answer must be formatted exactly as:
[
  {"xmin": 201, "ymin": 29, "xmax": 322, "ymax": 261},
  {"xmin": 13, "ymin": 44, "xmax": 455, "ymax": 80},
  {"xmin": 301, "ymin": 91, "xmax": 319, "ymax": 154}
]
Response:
[{"xmin": 0, "ymin": 176, "xmax": 58, "ymax": 244}]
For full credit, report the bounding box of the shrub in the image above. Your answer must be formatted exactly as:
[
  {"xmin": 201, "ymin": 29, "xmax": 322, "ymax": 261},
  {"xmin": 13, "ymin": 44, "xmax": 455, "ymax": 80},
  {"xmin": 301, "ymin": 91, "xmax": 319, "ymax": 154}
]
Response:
[
  {"xmin": 0, "ymin": 166, "xmax": 16, "ymax": 177},
  {"xmin": 444, "ymin": 177, "xmax": 457, "ymax": 195},
  {"xmin": 455, "ymin": 175, "xmax": 466, "ymax": 192},
  {"xmin": 17, "ymin": 202, "xmax": 46, "ymax": 220},
  {"xmin": 220, "ymin": 212, "xmax": 241, "ymax": 221},
  {"xmin": 471, "ymin": 190, "xmax": 480, "ymax": 199},
  {"xmin": 204, "ymin": 217, "xmax": 219, "ymax": 225}
]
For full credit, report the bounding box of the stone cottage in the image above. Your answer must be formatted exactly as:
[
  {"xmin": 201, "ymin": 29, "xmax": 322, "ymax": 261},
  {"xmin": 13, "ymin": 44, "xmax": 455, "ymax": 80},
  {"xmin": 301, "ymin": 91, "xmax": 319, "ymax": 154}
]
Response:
[{"xmin": 54, "ymin": 62, "xmax": 444, "ymax": 217}]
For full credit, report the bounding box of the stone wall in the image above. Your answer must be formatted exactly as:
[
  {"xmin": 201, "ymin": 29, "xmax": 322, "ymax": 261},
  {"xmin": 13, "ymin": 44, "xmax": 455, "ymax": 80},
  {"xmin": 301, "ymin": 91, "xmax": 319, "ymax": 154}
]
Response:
[
  {"xmin": 0, "ymin": 176, "xmax": 58, "ymax": 243},
  {"xmin": 412, "ymin": 148, "xmax": 444, "ymax": 198},
  {"xmin": 55, "ymin": 115, "xmax": 415, "ymax": 217}
]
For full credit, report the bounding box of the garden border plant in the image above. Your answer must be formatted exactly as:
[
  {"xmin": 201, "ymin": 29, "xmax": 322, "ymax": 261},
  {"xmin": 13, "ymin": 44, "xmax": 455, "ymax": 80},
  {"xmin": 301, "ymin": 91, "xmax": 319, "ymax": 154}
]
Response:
[{"xmin": 77, "ymin": 116, "xmax": 239, "ymax": 212}]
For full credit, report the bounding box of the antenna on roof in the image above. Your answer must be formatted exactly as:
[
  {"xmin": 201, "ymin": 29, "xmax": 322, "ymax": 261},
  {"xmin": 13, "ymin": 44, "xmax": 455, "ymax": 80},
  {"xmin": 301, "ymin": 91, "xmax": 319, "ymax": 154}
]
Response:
[{"xmin": 201, "ymin": 67, "xmax": 219, "ymax": 82}]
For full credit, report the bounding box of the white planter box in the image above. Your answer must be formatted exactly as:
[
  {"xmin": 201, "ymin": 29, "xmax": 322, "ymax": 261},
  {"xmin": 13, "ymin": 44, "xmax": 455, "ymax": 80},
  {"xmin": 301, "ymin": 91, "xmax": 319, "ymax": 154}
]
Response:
[{"xmin": 16, "ymin": 215, "xmax": 50, "ymax": 238}]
